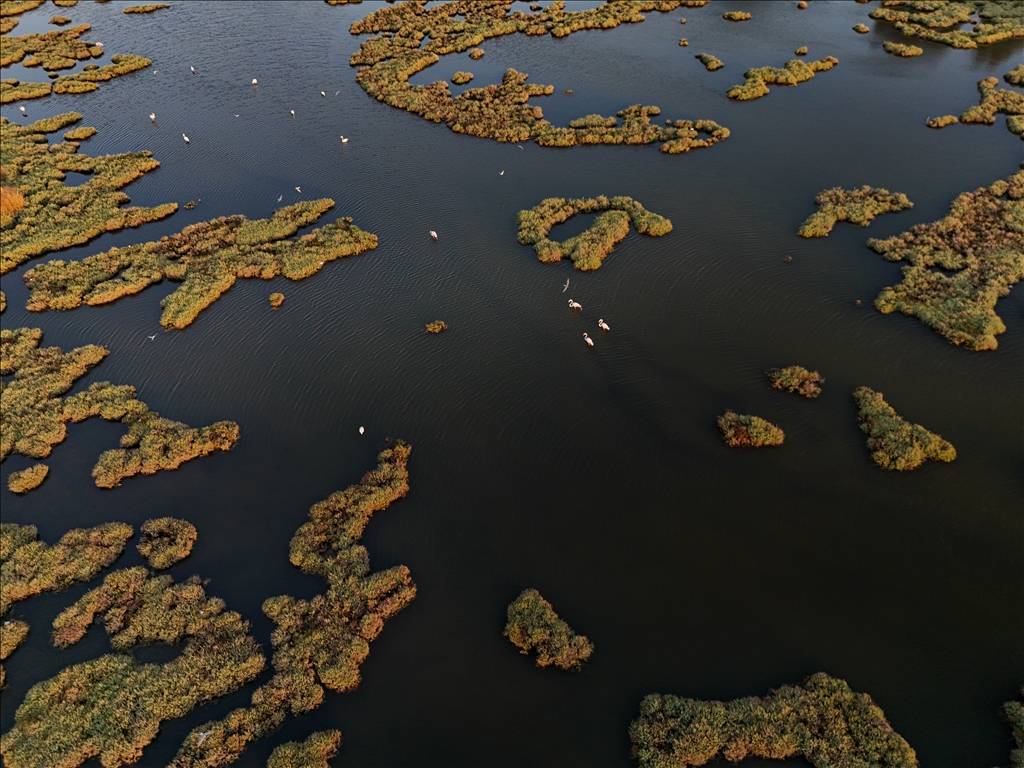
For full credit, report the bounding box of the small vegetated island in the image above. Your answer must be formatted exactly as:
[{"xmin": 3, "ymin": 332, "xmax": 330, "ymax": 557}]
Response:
[
  {"xmin": 727, "ymin": 55, "xmax": 838, "ymax": 100},
  {"xmin": 717, "ymin": 411, "xmax": 784, "ymax": 448},
  {"xmin": 927, "ymin": 74, "xmax": 1023, "ymax": 140},
  {"xmin": 797, "ymin": 186, "xmax": 913, "ymax": 238},
  {"xmin": 0, "ymin": 113, "xmax": 178, "ymax": 275},
  {"xmin": 347, "ymin": 0, "xmax": 729, "ymax": 153},
  {"xmin": 628, "ymin": 673, "xmax": 919, "ymax": 767},
  {"xmin": 853, "ymin": 386, "xmax": 956, "ymax": 471},
  {"xmin": 123, "ymin": 3, "xmax": 170, "ymax": 14},
  {"xmin": 695, "ymin": 52, "xmax": 724, "ymax": 71},
  {"xmin": 137, "ymin": 517, "xmax": 197, "ymax": 569},
  {"xmin": 22, "ymin": 200, "xmax": 379, "ymax": 329},
  {"xmin": 865, "ymin": 169, "xmax": 1023, "ymax": 351},
  {"xmin": 766, "ymin": 365, "xmax": 824, "ymax": 398},
  {"xmin": 517, "ymin": 196, "xmax": 673, "ymax": 271},
  {"xmin": 505, "ymin": 588, "xmax": 593, "ymax": 670},
  {"xmin": 0, "ymin": 23, "xmax": 151, "ymax": 104},
  {"xmin": 267, "ymin": 731, "xmax": 341, "ymax": 768},
  {"xmin": 1, "ymin": 326, "xmax": 239, "ymax": 490},
  {"xmin": 867, "ymin": 0, "xmax": 1024, "ymax": 48},
  {"xmin": 882, "ymin": 40, "xmax": 924, "ymax": 56}
]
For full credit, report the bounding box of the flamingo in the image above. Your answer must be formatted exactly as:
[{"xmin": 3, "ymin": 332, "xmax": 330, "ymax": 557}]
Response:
[
  {"xmin": 294, "ymin": 186, "xmax": 302, "ymax": 193},
  {"xmin": 598, "ymin": 319, "xmax": 611, "ymax": 332},
  {"xmin": 251, "ymin": 78, "xmax": 258, "ymax": 86},
  {"xmin": 339, "ymin": 135, "xmax": 349, "ymax": 143},
  {"xmin": 582, "ymin": 332, "xmax": 594, "ymax": 348},
  {"xmin": 499, "ymin": 170, "xmax": 505, "ymax": 176},
  {"xmin": 149, "ymin": 112, "xmax": 156, "ymax": 122},
  {"xmin": 289, "ymin": 109, "xmax": 295, "ymax": 117},
  {"xmin": 18, "ymin": 105, "xmax": 26, "ymax": 115},
  {"xmin": 358, "ymin": 426, "xmax": 365, "ymax": 435},
  {"xmin": 429, "ymin": 230, "xmax": 439, "ymax": 240},
  {"xmin": 568, "ymin": 299, "xmax": 582, "ymax": 311},
  {"xmin": 190, "ymin": 65, "xmax": 197, "ymax": 75},
  {"xmin": 320, "ymin": 90, "xmax": 327, "ymax": 97},
  {"xmin": 181, "ymin": 133, "xmax": 190, "ymax": 143}
]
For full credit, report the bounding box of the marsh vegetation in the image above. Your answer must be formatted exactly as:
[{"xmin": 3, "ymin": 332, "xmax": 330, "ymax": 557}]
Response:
[
  {"xmin": 137, "ymin": 518, "xmax": 197, "ymax": 569},
  {"xmin": 727, "ymin": 56, "xmax": 838, "ymax": 101},
  {"xmin": 504, "ymin": 588, "xmax": 593, "ymax": 671},
  {"xmin": 766, "ymin": 365, "xmax": 824, "ymax": 398},
  {"xmin": 716, "ymin": 411, "xmax": 785, "ymax": 448},
  {"xmin": 853, "ymin": 387, "xmax": 956, "ymax": 471},
  {"xmin": 798, "ymin": 186, "xmax": 913, "ymax": 238}
]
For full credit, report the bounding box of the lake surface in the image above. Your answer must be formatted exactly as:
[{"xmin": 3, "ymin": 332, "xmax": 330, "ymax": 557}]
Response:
[{"xmin": 1, "ymin": 1, "xmax": 1022, "ymax": 766}]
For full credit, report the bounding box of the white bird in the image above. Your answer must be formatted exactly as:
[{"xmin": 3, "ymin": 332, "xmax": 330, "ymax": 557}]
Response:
[
  {"xmin": 196, "ymin": 732, "xmax": 211, "ymax": 747},
  {"xmin": 276, "ymin": 194, "xmax": 283, "ymax": 202},
  {"xmin": 94, "ymin": 41, "xmax": 104, "ymax": 48},
  {"xmin": 334, "ymin": 90, "xmax": 340, "ymax": 96},
  {"xmin": 598, "ymin": 318, "xmax": 611, "ymax": 332},
  {"xmin": 233, "ymin": 113, "xmax": 240, "ymax": 118},
  {"xmin": 251, "ymin": 78, "xmax": 258, "ymax": 86},
  {"xmin": 147, "ymin": 334, "xmax": 156, "ymax": 341},
  {"xmin": 582, "ymin": 332, "xmax": 594, "ymax": 348},
  {"xmin": 149, "ymin": 112, "xmax": 156, "ymax": 122},
  {"xmin": 568, "ymin": 299, "xmax": 582, "ymax": 311},
  {"xmin": 358, "ymin": 426, "xmax": 365, "ymax": 435},
  {"xmin": 339, "ymin": 135, "xmax": 349, "ymax": 143},
  {"xmin": 289, "ymin": 109, "xmax": 295, "ymax": 117},
  {"xmin": 182, "ymin": 133, "xmax": 190, "ymax": 143},
  {"xmin": 499, "ymin": 170, "xmax": 505, "ymax": 176},
  {"xmin": 320, "ymin": 90, "xmax": 326, "ymax": 97},
  {"xmin": 190, "ymin": 65, "xmax": 197, "ymax": 75},
  {"xmin": 429, "ymin": 230, "xmax": 438, "ymax": 240},
  {"xmin": 19, "ymin": 105, "xmax": 26, "ymax": 114},
  {"xmin": 562, "ymin": 278, "xmax": 570, "ymax": 293},
  {"xmin": 294, "ymin": 186, "xmax": 302, "ymax": 193}
]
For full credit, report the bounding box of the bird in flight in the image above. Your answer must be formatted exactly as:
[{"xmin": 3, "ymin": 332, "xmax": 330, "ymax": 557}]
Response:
[
  {"xmin": 147, "ymin": 334, "xmax": 157, "ymax": 341},
  {"xmin": 562, "ymin": 278, "xmax": 570, "ymax": 293},
  {"xmin": 182, "ymin": 133, "xmax": 190, "ymax": 143},
  {"xmin": 294, "ymin": 186, "xmax": 302, "ymax": 193}
]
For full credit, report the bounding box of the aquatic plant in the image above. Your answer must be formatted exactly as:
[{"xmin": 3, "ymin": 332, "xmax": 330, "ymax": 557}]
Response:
[
  {"xmin": 1, "ymin": 326, "xmax": 239, "ymax": 488},
  {"xmin": 695, "ymin": 52, "xmax": 723, "ymax": 71},
  {"xmin": 517, "ymin": 195, "xmax": 672, "ymax": 271},
  {"xmin": 62, "ymin": 124, "xmax": 95, "ymax": 141},
  {"xmin": 23, "ymin": 199, "xmax": 378, "ymax": 329},
  {"xmin": 7, "ymin": 463, "xmax": 48, "ymax": 493},
  {"xmin": 0, "ymin": 0, "xmax": 46, "ymax": 33},
  {"xmin": 866, "ymin": 169, "xmax": 1024, "ymax": 351},
  {"xmin": 169, "ymin": 442, "xmax": 415, "ymax": 768},
  {"xmin": 49, "ymin": 14, "xmax": 70, "ymax": 25},
  {"xmin": 629, "ymin": 672, "xmax": 917, "ymax": 767},
  {"xmin": 1, "ymin": 54, "xmax": 151, "ymax": 104},
  {"xmin": 882, "ymin": 40, "xmax": 923, "ymax": 56},
  {"xmin": 717, "ymin": 411, "xmax": 784, "ymax": 448},
  {"xmin": 928, "ymin": 76, "xmax": 1024, "ymax": 140},
  {"xmin": 0, "ymin": 619, "xmax": 29, "ymax": 687},
  {"xmin": 425, "ymin": 320, "xmax": 448, "ymax": 333},
  {"xmin": 451, "ymin": 70, "xmax": 473, "ymax": 84},
  {"xmin": 266, "ymin": 731, "xmax": 341, "ymax": 768},
  {"xmin": 1006, "ymin": 689, "xmax": 1024, "ymax": 768},
  {"xmin": 798, "ymin": 186, "xmax": 913, "ymax": 238},
  {"xmin": 347, "ymin": 0, "xmax": 729, "ymax": 153},
  {"xmin": 868, "ymin": 0, "xmax": 1024, "ymax": 48},
  {"xmin": 0, "ymin": 185, "xmax": 25, "ymax": 229},
  {"xmin": 468, "ymin": 46, "xmax": 484, "ymax": 59},
  {"xmin": 852, "ymin": 386, "xmax": 955, "ymax": 471},
  {"xmin": 853, "ymin": 22, "xmax": 869, "ymax": 32},
  {"xmin": 504, "ymin": 588, "xmax": 593, "ymax": 671},
  {"xmin": 727, "ymin": 56, "xmax": 838, "ymax": 101},
  {"xmin": 678, "ymin": 37, "xmax": 688, "ymax": 46},
  {"xmin": 0, "ymin": 522, "xmax": 132, "ymax": 618},
  {"xmin": 766, "ymin": 365, "xmax": 824, "ymax": 398},
  {"xmin": 137, "ymin": 518, "xmax": 197, "ymax": 569},
  {"xmin": 1006, "ymin": 64, "xmax": 1024, "ymax": 86},
  {"xmin": 722, "ymin": 10, "xmax": 751, "ymax": 21},
  {"xmin": 0, "ymin": 568, "xmax": 265, "ymax": 768},
  {"xmin": 1, "ymin": 23, "xmax": 102, "ymax": 70},
  {"xmin": 795, "ymin": 45, "xmax": 808, "ymax": 55},
  {"xmin": 0, "ymin": 113, "xmax": 177, "ymax": 275},
  {"xmin": 269, "ymin": 292, "xmax": 285, "ymax": 308},
  {"xmin": 123, "ymin": 3, "xmax": 170, "ymax": 13}
]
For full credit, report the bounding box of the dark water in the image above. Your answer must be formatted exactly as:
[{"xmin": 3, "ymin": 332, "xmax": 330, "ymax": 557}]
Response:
[{"xmin": 1, "ymin": 1, "xmax": 1022, "ymax": 766}]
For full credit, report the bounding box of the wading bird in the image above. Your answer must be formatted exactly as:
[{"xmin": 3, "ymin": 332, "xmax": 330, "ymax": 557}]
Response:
[
  {"xmin": 339, "ymin": 135, "xmax": 349, "ymax": 143},
  {"xmin": 149, "ymin": 112, "xmax": 156, "ymax": 122},
  {"xmin": 320, "ymin": 90, "xmax": 326, "ymax": 97},
  {"xmin": 147, "ymin": 334, "xmax": 156, "ymax": 341},
  {"xmin": 568, "ymin": 299, "xmax": 582, "ymax": 311},
  {"xmin": 251, "ymin": 78, "xmax": 258, "ymax": 86},
  {"xmin": 598, "ymin": 319, "xmax": 611, "ymax": 332},
  {"xmin": 359, "ymin": 426, "xmax": 365, "ymax": 435},
  {"xmin": 294, "ymin": 186, "xmax": 302, "ymax": 193},
  {"xmin": 499, "ymin": 170, "xmax": 505, "ymax": 176},
  {"xmin": 289, "ymin": 109, "xmax": 295, "ymax": 117},
  {"xmin": 429, "ymin": 230, "xmax": 439, "ymax": 240},
  {"xmin": 583, "ymin": 332, "xmax": 594, "ymax": 348},
  {"xmin": 190, "ymin": 65, "xmax": 197, "ymax": 75},
  {"xmin": 19, "ymin": 105, "xmax": 26, "ymax": 114},
  {"xmin": 181, "ymin": 133, "xmax": 190, "ymax": 143},
  {"xmin": 276, "ymin": 194, "xmax": 283, "ymax": 202}
]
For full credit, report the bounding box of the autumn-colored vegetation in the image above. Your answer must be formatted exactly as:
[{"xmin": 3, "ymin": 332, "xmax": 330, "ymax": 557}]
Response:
[
  {"xmin": 347, "ymin": 0, "xmax": 729, "ymax": 153},
  {"xmin": 695, "ymin": 52, "xmax": 723, "ymax": 71},
  {"xmin": 1006, "ymin": 64, "xmax": 1024, "ymax": 86},
  {"xmin": 727, "ymin": 56, "xmax": 838, "ymax": 100},
  {"xmin": 1, "ymin": 568, "xmax": 265, "ymax": 768},
  {"xmin": 927, "ymin": 76, "xmax": 1023, "ymax": 140},
  {"xmin": 629, "ymin": 673, "xmax": 918, "ymax": 767},
  {"xmin": 23, "ymin": 200, "xmax": 378, "ymax": 329},
  {"xmin": 722, "ymin": 10, "xmax": 751, "ymax": 21},
  {"xmin": 1, "ymin": 53, "xmax": 151, "ymax": 104},
  {"xmin": 866, "ymin": 169, "xmax": 1023, "ymax": 351},
  {"xmin": 1, "ymin": 326, "xmax": 239, "ymax": 489},
  {"xmin": 926, "ymin": 113, "xmax": 958, "ymax": 128},
  {"xmin": 137, "ymin": 518, "xmax": 197, "ymax": 569},
  {"xmin": 0, "ymin": 185, "xmax": 26, "ymax": 229},
  {"xmin": 517, "ymin": 195, "xmax": 672, "ymax": 271},
  {"xmin": 169, "ymin": 442, "xmax": 415, "ymax": 768},
  {"xmin": 868, "ymin": 0, "xmax": 1024, "ymax": 48},
  {"xmin": 853, "ymin": 22, "xmax": 869, "ymax": 33},
  {"xmin": 795, "ymin": 45, "xmax": 808, "ymax": 55},
  {"xmin": 0, "ymin": 619, "xmax": 29, "ymax": 687},
  {"xmin": 717, "ymin": 411, "xmax": 784, "ymax": 448},
  {"xmin": 798, "ymin": 186, "xmax": 913, "ymax": 237},
  {"xmin": 267, "ymin": 731, "xmax": 341, "ymax": 768},
  {"xmin": 6, "ymin": 463, "xmax": 48, "ymax": 493},
  {"xmin": 853, "ymin": 387, "xmax": 955, "ymax": 470},
  {"xmin": 450, "ymin": 70, "xmax": 474, "ymax": 84},
  {"xmin": 504, "ymin": 588, "xmax": 593, "ymax": 671},
  {"xmin": 49, "ymin": 14, "xmax": 71, "ymax": 24},
  {"xmin": 882, "ymin": 40, "xmax": 924, "ymax": 56},
  {"xmin": 766, "ymin": 365, "xmax": 824, "ymax": 398},
  {"xmin": 269, "ymin": 292, "xmax": 285, "ymax": 309},
  {"xmin": 0, "ymin": 113, "xmax": 177, "ymax": 275},
  {"xmin": 425, "ymin": 320, "xmax": 448, "ymax": 333},
  {"xmin": 0, "ymin": 0, "xmax": 46, "ymax": 34},
  {"xmin": 123, "ymin": 3, "xmax": 170, "ymax": 13},
  {"xmin": 1, "ymin": 23, "xmax": 102, "ymax": 70}
]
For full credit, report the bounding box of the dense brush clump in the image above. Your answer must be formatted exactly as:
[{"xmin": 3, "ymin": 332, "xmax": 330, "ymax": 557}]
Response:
[
  {"xmin": 504, "ymin": 588, "xmax": 593, "ymax": 670},
  {"xmin": 866, "ymin": 169, "xmax": 1024, "ymax": 351},
  {"xmin": 1, "ymin": 54, "xmax": 151, "ymax": 104},
  {"xmin": 425, "ymin": 320, "xmax": 448, "ymax": 333},
  {"xmin": 722, "ymin": 10, "xmax": 751, "ymax": 21},
  {"xmin": 1, "ymin": 327, "xmax": 239, "ymax": 489},
  {"xmin": 852, "ymin": 387, "xmax": 956, "ymax": 470},
  {"xmin": 137, "ymin": 518, "xmax": 197, "ymax": 569},
  {"xmin": 798, "ymin": 186, "xmax": 913, "ymax": 237},
  {"xmin": 766, "ymin": 365, "xmax": 824, "ymax": 398},
  {"xmin": 0, "ymin": 24, "xmax": 103, "ymax": 70},
  {"xmin": 6, "ymin": 463, "xmax": 48, "ymax": 493},
  {"xmin": 0, "ymin": 619, "xmax": 29, "ymax": 686},
  {"xmin": 882, "ymin": 40, "xmax": 923, "ymax": 56},
  {"xmin": 695, "ymin": 52, "xmax": 724, "ymax": 71},
  {"xmin": 727, "ymin": 56, "xmax": 838, "ymax": 100},
  {"xmin": 0, "ymin": 0, "xmax": 46, "ymax": 34},
  {"xmin": 23, "ymin": 200, "xmax": 378, "ymax": 329},
  {"xmin": 928, "ymin": 76, "xmax": 1024, "ymax": 140},
  {"xmin": 0, "ymin": 113, "xmax": 177, "ymax": 275},
  {"xmin": 517, "ymin": 195, "xmax": 672, "ymax": 271},
  {"xmin": 123, "ymin": 3, "xmax": 170, "ymax": 13},
  {"xmin": 868, "ymin": 0, "xmax": 1024, "ymax": 48},
  {"xmin": 169, "ymin": 442, "xmax": 415, "ymax": 768},
  {"xmin": 629, "ymin": 673, "xmax": 918, "ymax": 767},
  {"xmin": 1, "ymin": 568, "xmax": 265, "ymax": 768},
  {"xmin": 853, "ymin": 22, "xmax": 870, "ymax": 32},
  {"xmin": 268, "ymin": 292, "xmax": 285, "ymax": 308},
  {"xmin": 266, "ymin": 731, "xmax": 342, "ymax": 768},
  {"xmin": 347, "ymin": 0, "xmax": 728, "ymax": 153},
  {"xmin": 450, "ymin": 70, "xmax": 473, "ymax": 84},
  {"xmin": 1006, "ymin": 64, "xmax": 1024, "ymax": 86},
  {"xmin": 717, "ymin": 411, "xmax": 784, "ymax": 447}
]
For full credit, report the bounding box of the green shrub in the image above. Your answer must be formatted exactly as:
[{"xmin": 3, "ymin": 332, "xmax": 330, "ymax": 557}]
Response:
[
  {"xmin": 766, "ymin": 365, "xmax": 824, "ymax": 398},
  {"xmin": 717, "ymin": 411, "xmax": 784, "ymax": 447},
  {"xmin": 137, "ymin": 518, "xmax": 197, "ymax": 569},
  {"xmin": 798, "ymin": 186, "xmax": 913, "ymax": 237},
  {"xmin": 852, "ymin": 387, "xmax": 955, "ymax": 470},
  {"xmin": 504, "ymin": 588, "xmax": 593, "ymax": 670}
]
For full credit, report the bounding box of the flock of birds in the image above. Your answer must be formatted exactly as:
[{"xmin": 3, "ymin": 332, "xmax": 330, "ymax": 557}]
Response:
[{"xmin": 567, "ymin": 296, "xmax": 611, "ymax": 347}]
